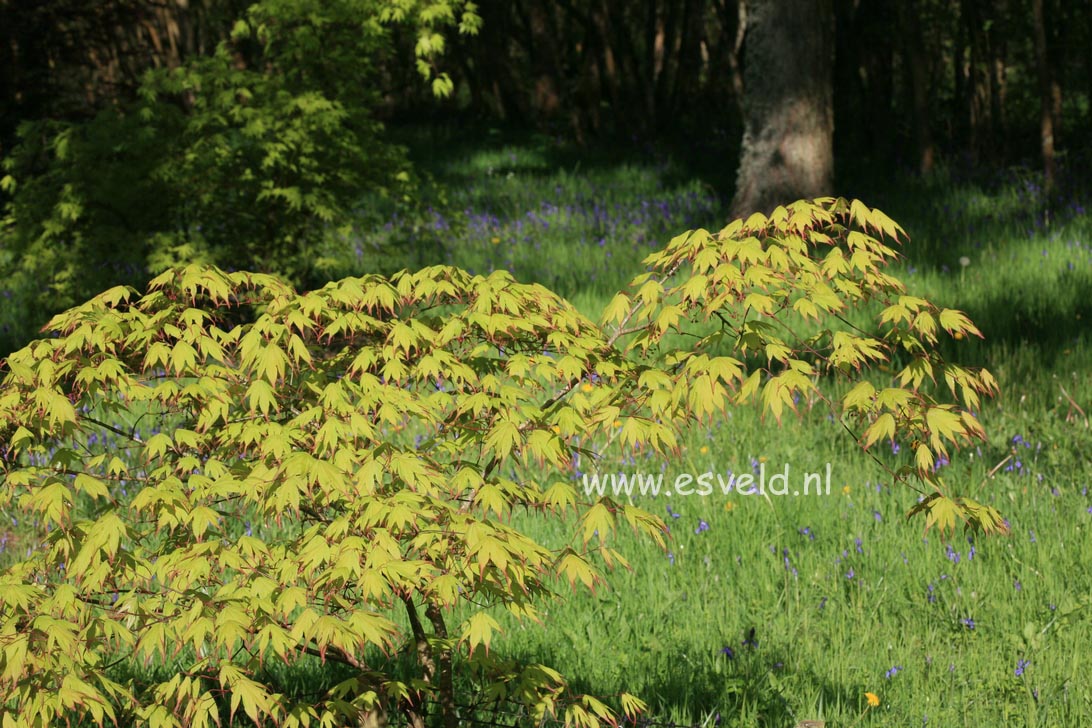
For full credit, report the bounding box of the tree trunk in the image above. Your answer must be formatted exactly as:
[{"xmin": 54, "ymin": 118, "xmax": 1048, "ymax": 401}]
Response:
[
  {"xmin": 665, "ymin": 0, "xmax": 704, "ymax": 123},
  {"xmin": 731, "ymin": 0, "xmax": 834, "ymax": 218},
  {"xmin": 522, "ymin": 0, "xmax": 564, "ymax": 119},
  {"xmin": 832, "ymin": 0, "xmax": 860, "ymax": 160},
  {"xmin": 859, "ymin": 2, "xmax": 895, "ymax": 163},
  {"xmin": 986, "ymin": 0, "xmax": 1008, "ymax": 162},
  {"xmin": 953, "ymin": 3, "xmax": 968, "ymax": 153},
  {"xmin": 710, "ymin": 0, "xmax": 746, "ymax": 116},
  {"xmin": 425, "ymin": 603, "xmax": 457, "ymax": 728},
  {"xmin": 1032, "ymin": 0, "xmax": 1055, "ymax": 192},
  {"xmin": 901, "ymin": 1, "xmax": 935, "ymax": 175},
  {"xmin": 965, "ymin": 0, "xmax": 990, "ymax": 162},
  {"xmin": 401, "ymin": 596, "xmax": 457, "ymax": 728},
  {"xmin": 1047, "ymin": 0, "xmax": 1063, "ymax": 153},
  {"xmin": 402, "ymin": 596, "xmax": 432, "ymax": 728}
]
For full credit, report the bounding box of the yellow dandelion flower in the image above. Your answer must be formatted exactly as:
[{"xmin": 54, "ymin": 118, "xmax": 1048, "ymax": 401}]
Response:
[
  {"xmin": 758, "ymin": 456, "xmax": 767, "ymax": 463},
  {"xmin": 842, "ymin": 484, "xmax": 851, "ymax": 495},
  {"xmin": 865, "ymin": 692, "xmax": 880, "ymax": 707},
  {"xmin": 491, "ymin": 236, "xmax": 501, "ymax": 244},
  {"xmin": 700, "ymin": 446, "xmax": 709, "ymax": 454},
  {"xmin": 613, "ymin": 420, "xmax": 622, "ymax": 428},
  {"xmin": 724, "ymin": 501, "xmax": 735, "ymax": 512},
  {"xmin": 581, "ymin": 382, "xmax": 594, "ymax": 393},
  {"xmin": 552, "ymin": 425, "xmax": 561, "ymax": 435}
]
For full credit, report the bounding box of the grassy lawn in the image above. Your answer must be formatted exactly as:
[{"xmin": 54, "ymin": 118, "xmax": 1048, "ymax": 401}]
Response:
[
  {"xmin": 378, "ymin": 132, "xmax": 1092, "ymax": 726},
  {"xmin": 4, "ymin": 129, "xmax": 1092, "ymax": 727}
]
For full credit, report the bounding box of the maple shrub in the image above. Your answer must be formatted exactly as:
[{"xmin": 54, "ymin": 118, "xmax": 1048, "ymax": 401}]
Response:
[{"xmin": 0, "ymin": 198, "xmax": 1005, "ymax": 727}]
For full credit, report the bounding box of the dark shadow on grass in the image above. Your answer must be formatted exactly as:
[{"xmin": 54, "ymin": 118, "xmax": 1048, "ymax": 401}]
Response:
[
  {"xmin": 391, "ymin": 123, "xmax": 1092, "ymax": 370},
  {"xmin": 837, "ymin": 154, "xmax": 1092, "ymax": 272},
  {"xmin": 837, "ymin": 156, "xmax": 1092, "ymax": 369},
  {"xmin": 942, "ymin": 274, "xmax": 1092, "ymax": 370},
  {"xmin": 388, "ymin": 122, "xmax": 740, "ymax": 201},
  {"xmin": 501, "ymin": 638, "xmax": 857, "ymax": 728}
]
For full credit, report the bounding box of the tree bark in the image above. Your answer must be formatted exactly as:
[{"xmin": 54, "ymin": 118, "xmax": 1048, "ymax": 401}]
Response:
[
  {"xmin": 901, "ymin": 1, "xmax": 935, "ymax": 175},
  {"xmin": 401, "ymin": 595, "xmax": 457, "ymax": 728},
  {"xmin": 859, "ymin": 2, "xmax": 895, "ymax": 163},
  {"xmin": 953, "ymin": 2, "xmax": 969, "ymax": 152},
  {"xmin": 425, "ymin": 603, "xmax": 457, "ymax": 728},
  {"xmin": 402, "ymin": 596, "xmax": 432, "ymax": 728},
  {"xmin": 731, "ymin": 0, "xmax": 835, "ymax": 218},
  {"xmin": 1032, "ymin": 0, "xmax": 1055, "ymax": 192},
  {"xmin": 1047, "ymin": 0, "xmax": 1063, "ymax": 152},
  {"xmin": 965, "ymin": 0, "xmax": 990, "ymax": 162},
  {"xmin": 710, "ymin": 0, "xmax": 746, "ymax": 116},
  {"xmin": 521, "ymin": 0, "xmax": 564, "ymax": 118}
]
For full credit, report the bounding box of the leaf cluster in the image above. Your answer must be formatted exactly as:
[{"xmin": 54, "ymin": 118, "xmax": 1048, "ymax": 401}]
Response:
[{"xmin": 603, "ymin": 198, "xmax": 1004, "ymax": 534}]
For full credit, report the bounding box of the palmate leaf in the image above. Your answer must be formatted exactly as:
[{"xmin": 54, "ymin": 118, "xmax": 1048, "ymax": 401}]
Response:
[
  {"xmin": 462, "ymin": 612, "xmax": 502, "ymax": 654},
  {"xmin": 906, "ymin": 491, "xmax": 1010, "ymax": 538}
]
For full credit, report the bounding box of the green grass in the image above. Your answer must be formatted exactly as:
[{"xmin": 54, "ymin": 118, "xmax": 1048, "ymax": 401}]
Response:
[
  {"xmin": 376, "ymin": 134, "xmax": 1092, "ymax": 726},
  {"xmin": 487, "ymin": 406, "xmax": 1092, "ymax": 727},
  {"xmin": 5, "ymin": 130, "xmax": 1092, "ymax": 726},
  {"xmin": 322, "ymin": 127, "xmax": 727, "ymax": 302}
]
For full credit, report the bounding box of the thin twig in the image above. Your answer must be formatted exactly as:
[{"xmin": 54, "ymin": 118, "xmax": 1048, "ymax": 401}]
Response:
[{"xmin": 1059, "ymin": 384, "xmax": 1089, "ymax": 427}]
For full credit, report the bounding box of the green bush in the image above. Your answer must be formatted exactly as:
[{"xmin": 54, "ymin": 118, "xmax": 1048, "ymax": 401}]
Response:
[
  {"xmin": 0, "ymin": 0, "xmax": 480, "ymax": 352},
  {"xmin": 0, "ymin": 200, "xmax": 1004, "ymax": 727}
]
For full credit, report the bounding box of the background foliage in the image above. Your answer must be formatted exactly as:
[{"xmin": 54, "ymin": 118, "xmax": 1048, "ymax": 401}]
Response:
[
  {"xmin": 2, "ymin": 0, "xmax": 1091, "ymax": 352},
  {"xmin": 0, "ymin": 0, "xmax": 479, "ymax": 348}
]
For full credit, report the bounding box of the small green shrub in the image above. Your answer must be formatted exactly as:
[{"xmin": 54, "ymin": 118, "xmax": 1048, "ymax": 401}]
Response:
[{"xmin": 0, "ymin": 199, "xmax": 1004, "ymax": 727}]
